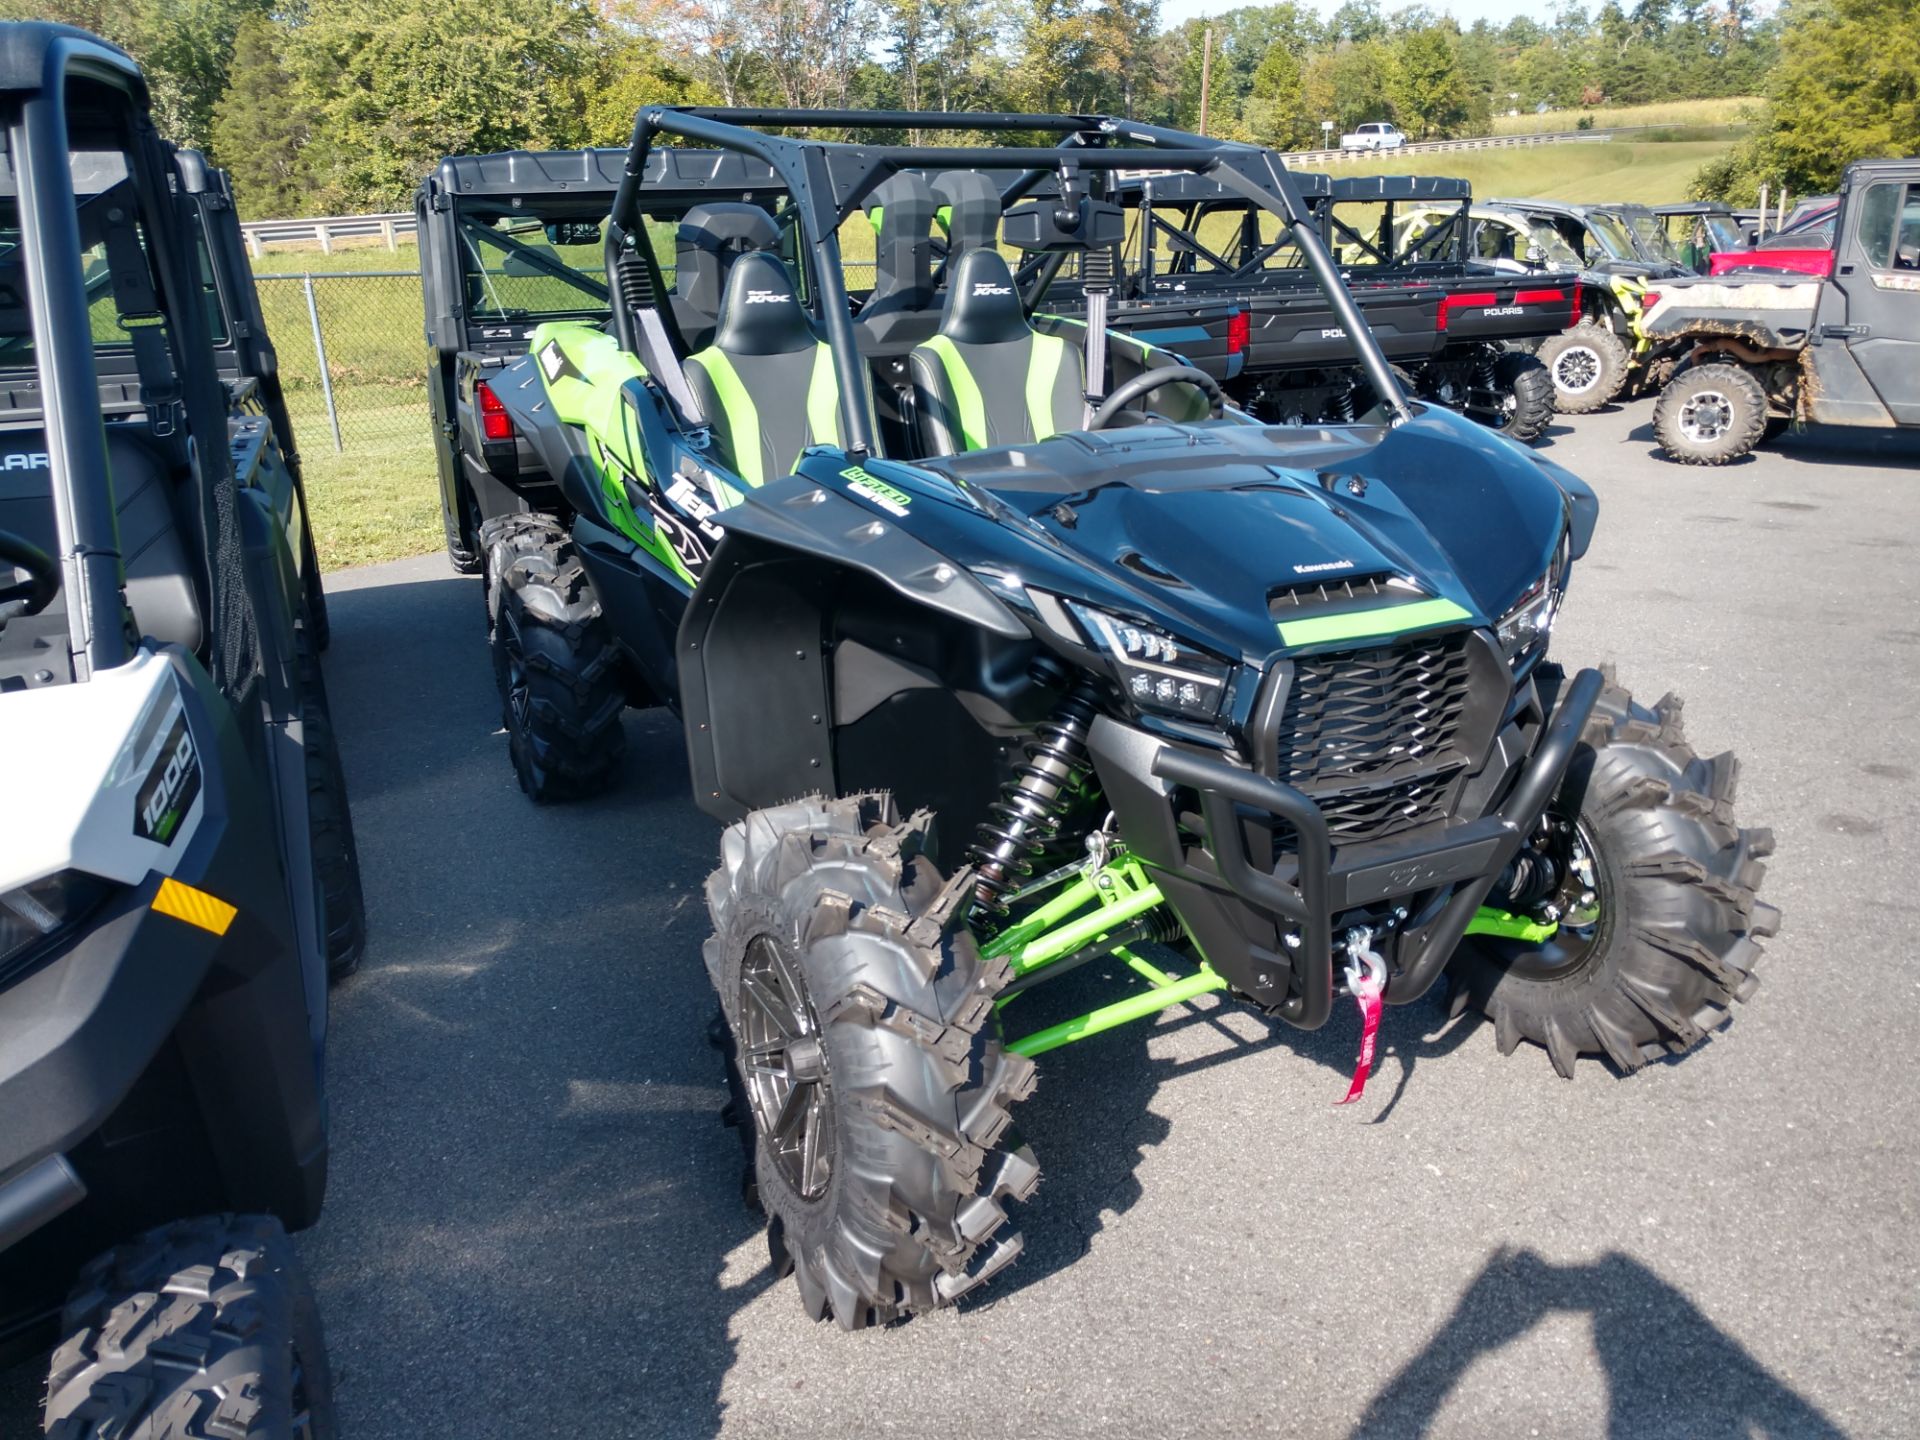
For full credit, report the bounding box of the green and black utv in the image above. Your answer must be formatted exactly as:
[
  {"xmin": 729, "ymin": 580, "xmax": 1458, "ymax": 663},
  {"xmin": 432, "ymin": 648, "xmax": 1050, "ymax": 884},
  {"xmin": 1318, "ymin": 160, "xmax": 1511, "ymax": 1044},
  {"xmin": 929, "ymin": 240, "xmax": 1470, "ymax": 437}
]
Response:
[{"xmin": 452, "ymin": 107, "xmax": 1778, "ymax": 1330}]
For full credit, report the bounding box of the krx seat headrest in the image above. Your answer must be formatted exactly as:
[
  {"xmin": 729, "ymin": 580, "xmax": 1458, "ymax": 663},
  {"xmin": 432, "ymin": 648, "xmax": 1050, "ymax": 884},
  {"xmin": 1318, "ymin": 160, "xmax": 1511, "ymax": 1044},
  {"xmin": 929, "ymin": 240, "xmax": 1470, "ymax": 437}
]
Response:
[
  {"xmin": 938, "ymin": 249, "xmax": 1028, "ymax": 346},
  {"xmin": 711, "ymin": 251, "xmax": 815, "ymax": 357}
]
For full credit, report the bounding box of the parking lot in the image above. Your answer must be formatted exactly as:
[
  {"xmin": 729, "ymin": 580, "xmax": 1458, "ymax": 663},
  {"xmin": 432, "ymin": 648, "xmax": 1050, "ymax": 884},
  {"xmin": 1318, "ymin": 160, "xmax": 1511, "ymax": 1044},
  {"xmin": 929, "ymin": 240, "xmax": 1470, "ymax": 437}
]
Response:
[{"xmin": 6, "ymin": 403, "xmax": 1917, "ymax": 1437}]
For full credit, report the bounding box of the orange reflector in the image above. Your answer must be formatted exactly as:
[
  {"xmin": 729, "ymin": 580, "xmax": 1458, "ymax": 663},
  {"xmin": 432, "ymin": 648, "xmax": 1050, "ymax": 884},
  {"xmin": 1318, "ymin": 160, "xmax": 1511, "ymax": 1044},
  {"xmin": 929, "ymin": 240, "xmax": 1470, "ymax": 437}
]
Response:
[{"xmin": 151, "ymin": 877, "xmax": 237, "ymax": 936}]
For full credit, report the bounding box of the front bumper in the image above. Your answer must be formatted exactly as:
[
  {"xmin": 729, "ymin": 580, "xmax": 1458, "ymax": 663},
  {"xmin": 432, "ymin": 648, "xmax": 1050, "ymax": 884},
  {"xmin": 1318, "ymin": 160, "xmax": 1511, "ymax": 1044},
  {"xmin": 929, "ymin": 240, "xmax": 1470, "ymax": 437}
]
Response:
[{"xmin": 1090, "ymin": 667, "xmax": 1603, "ymax": 1027}]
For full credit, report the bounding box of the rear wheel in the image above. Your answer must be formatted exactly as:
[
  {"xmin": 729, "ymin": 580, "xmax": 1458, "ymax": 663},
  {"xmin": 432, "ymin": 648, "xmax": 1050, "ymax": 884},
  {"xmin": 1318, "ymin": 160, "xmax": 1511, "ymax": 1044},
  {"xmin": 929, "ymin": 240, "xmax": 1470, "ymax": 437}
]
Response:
[
  {"xmin": 1539, "ymin": 323, "xmax": 1629, "ymax": 413},
  {"xmin": 43, "ymin": 1215, "xmax": 336, "ymax": 1440},
  {"xmin": 1653, "ymin": 363, "xmax": 1767, "ymax": 465},
  {"xmin": 705, "ymin": 794, "xmax": 1039, "ymax": 1329},
  {"xmin": 1451, "ymin": 676, "xmax": 1778, "ymax": 1077},
  {"xmin": 1486, "ymin": 351, "xmax": 1556, "ymax": 443},
  {"xmin": 482, "ymin": 513, "xmax": 625, "ymax": 802}
]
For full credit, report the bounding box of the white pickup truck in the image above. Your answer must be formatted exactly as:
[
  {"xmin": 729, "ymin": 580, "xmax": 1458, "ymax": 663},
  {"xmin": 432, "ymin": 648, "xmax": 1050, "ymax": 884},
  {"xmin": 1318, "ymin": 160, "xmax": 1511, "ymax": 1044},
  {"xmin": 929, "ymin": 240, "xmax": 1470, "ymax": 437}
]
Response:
[{"xmin": 1340, "ymin": 122, "xmax": 1406, "ymax": 152}]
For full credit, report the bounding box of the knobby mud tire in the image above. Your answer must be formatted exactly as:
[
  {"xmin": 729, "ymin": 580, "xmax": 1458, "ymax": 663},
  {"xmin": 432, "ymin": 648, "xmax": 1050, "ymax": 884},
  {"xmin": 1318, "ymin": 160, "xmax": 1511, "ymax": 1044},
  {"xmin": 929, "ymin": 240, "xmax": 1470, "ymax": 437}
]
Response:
[{"xmin": 705, "ymin": 794, "xmax": 1039, "ymax": 1329}]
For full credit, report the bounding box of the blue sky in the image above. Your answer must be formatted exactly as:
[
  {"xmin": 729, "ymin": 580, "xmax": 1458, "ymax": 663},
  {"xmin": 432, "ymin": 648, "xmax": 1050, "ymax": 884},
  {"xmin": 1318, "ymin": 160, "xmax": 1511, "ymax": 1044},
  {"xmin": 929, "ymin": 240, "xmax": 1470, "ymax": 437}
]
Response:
[{"xmin": 1160, "ymin": 0, "xmax": 1530, "ymax": 29}]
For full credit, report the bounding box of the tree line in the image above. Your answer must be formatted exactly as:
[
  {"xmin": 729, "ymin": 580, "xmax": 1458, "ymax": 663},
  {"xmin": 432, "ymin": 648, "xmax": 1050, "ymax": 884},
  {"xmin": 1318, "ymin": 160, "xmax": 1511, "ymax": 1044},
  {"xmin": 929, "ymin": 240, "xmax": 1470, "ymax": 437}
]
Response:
[{"xmin": 2, "ymin": 0, "xmax": 1903, "ymax": 217}]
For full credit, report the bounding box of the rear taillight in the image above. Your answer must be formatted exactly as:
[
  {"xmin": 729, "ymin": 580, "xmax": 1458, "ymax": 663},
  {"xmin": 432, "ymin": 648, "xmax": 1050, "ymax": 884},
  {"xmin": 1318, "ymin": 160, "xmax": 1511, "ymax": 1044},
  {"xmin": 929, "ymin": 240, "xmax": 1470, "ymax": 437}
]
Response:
[
  {"xmin": 1226, "ymin": 310, "xmax": 1249, "ymax": 355},
  {"xmin": 1513, "ymin": 288, "xmax": 1565, "ymax": 306},
  {"xmin": 1435, "ymin": 291, "xmax": 1497, "ymax": 332},
  {"xmin": 1639, "ymin": 291, "xmax": 1661, "ymax": 313},
  {"xmin": 1569, "ymin": 286, "xmax": 1583, "ymax": 324},
  {"xmin": 476, "ymin": 381, "xmax": 513, "ymax": 442}
]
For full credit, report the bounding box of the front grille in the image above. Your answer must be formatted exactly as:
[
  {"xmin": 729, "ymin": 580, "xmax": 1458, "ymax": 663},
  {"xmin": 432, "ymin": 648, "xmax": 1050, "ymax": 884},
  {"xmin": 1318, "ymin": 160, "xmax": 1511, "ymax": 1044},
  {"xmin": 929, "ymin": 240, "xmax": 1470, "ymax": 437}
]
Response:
[
  {"xmin": 1271, "ymin": 634, "xmax": 1474, "ymax": 844},
  {"xmin": 1315, "ymin": 771, "xmax": 1454, "ymax": 843}
]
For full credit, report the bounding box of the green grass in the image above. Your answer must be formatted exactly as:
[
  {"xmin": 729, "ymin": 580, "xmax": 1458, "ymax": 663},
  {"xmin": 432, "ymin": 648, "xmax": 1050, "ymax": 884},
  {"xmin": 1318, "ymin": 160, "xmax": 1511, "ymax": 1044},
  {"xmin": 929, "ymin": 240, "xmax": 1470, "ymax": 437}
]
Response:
[
  {"xmin": 1327, "ymin": 137, "xmax": 1736, "ymax": 205},
  {"xmin": 1486, "ymin": 97, "xmax": 1760, "ymax": 135},
  {"xmin": 301, "ymin": 433, "xmax": 444, "ymax": 571},
  {"xmin": 250, "ymin": 239, "xmax": 421, "ymax": 275}
]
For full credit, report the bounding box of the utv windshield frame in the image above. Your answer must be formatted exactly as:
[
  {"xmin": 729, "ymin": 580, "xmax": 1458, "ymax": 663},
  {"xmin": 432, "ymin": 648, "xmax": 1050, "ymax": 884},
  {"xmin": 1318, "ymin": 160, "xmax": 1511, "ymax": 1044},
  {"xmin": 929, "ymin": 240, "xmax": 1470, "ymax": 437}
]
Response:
[{"xmin": 607, "ymin": 106, "xmax": 1414, "ymax": 456}]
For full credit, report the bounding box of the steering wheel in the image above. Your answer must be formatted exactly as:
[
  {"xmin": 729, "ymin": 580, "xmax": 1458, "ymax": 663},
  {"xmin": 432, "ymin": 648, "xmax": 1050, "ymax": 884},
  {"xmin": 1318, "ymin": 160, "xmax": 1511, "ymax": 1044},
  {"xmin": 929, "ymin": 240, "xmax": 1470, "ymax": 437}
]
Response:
[
  {"xmin": 0, "ymin": 530, "xmax": 59, "ymax": 620},
  {"xmin": 1088, "ymin": 365, "xmax": 1226, "ymax": 431}
]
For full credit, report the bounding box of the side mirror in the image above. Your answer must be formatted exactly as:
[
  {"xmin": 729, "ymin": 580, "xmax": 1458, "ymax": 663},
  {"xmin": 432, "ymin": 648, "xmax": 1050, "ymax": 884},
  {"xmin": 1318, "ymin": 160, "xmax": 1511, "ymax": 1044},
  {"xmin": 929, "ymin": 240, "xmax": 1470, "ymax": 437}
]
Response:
[{"xmin": 1525, "ymin": 243, "xmax": 1547, "ymax": 265}]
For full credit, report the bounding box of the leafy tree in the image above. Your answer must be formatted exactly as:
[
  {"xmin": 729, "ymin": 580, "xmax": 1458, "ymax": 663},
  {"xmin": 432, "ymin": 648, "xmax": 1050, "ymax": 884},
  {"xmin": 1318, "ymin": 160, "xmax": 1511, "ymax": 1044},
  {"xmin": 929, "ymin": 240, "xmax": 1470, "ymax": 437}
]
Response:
[
  {"xmin": 0, "ymin": 0, "xmax": 270, "ymax": 148},
  {"xmin": 1764, "ymin": 0, "xmax": 1919, "ymax": 190},
  {"xmin": 286, "ymin": 0, "xmax": 600, "ymax": 209},
  {"xmin": 210, "ymin": 14, "xmax": 318, "ymax": 217},
  {"xmin": 1307, "ymin": 39, "xmax": 1400, "ymax": 131},
  {"xmin": 1391, "ymin": 23, "xmax": 1472, "ymax": 137},
  {"xmin": 1244, "ymin": 40, "xmax": 1313, "ymax": 148}
]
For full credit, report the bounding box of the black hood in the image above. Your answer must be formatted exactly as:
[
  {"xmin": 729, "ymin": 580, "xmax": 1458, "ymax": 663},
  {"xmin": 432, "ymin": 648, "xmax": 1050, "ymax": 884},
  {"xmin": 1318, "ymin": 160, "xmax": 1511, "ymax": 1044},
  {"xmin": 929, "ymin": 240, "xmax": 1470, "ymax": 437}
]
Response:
[{"xmin": 815, "ymin": 406, "xmax": 1593, "ymax": 666}]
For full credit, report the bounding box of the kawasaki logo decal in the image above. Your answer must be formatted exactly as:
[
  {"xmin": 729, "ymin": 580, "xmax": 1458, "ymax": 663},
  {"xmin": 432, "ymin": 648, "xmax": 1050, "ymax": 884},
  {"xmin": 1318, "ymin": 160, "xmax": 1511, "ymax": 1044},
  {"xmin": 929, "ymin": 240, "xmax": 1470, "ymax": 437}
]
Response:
[
  {"xmin": 841, "ymin": 467, "xmax": 911, "ymax": 517},
  {"xmin": 135, "ymin": 707, "xmax": 200, "ymax": 845}
]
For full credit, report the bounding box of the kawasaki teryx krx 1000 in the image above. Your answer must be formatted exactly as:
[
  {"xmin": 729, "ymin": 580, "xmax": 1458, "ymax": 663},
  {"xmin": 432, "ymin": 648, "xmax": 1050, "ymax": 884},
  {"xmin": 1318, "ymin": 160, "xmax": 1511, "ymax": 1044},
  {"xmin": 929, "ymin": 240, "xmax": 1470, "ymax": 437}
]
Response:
[{"xmin": 462, "ymin": 108, "xmax": 1778, "ymax": 1329}]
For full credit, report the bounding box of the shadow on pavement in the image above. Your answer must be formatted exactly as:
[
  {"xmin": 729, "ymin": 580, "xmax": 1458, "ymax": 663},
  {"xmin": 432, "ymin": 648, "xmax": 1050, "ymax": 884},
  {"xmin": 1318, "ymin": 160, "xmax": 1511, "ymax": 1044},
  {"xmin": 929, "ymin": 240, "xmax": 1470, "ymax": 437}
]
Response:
[
  {"xmin": 976, "ymin": 955, "xmax": 1494, "ymax": 1308},
  {"xmin": 1348, "ymin": 1246, "xmax": 1847, "ymax": 1439},
  {"xmin": 292, "ymin": 566, "xmax": 773, "ymax": 1438}
]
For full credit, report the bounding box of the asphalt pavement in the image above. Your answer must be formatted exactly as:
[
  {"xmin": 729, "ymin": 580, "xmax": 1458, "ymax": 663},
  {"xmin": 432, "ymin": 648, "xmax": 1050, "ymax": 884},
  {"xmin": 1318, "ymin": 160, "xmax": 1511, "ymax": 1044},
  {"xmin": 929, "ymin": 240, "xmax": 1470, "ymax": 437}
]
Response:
[{"xmin": 5, "ymin": 404, "xmax": 1917, "ymax": 1438}]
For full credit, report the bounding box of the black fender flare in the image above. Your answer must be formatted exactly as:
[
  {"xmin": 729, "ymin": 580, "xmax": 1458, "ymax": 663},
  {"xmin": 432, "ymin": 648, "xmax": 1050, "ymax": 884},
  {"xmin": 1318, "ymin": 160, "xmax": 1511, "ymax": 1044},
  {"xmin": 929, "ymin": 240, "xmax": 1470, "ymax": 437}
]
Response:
[{"xmin": 678, "ymin": 476, "xmax": 1023, "ymax": 822}]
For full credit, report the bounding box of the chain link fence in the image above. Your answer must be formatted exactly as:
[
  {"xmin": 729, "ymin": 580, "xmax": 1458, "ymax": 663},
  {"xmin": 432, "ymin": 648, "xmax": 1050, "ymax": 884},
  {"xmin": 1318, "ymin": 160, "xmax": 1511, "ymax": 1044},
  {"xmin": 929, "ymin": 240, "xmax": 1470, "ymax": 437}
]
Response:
[
  {"xmin": 256, "ymin": 255, "xmax": 890, "ymax": 567},
  {"xmin": 255, "ymin": 271, "xmax": 433, "ymax": 457}
]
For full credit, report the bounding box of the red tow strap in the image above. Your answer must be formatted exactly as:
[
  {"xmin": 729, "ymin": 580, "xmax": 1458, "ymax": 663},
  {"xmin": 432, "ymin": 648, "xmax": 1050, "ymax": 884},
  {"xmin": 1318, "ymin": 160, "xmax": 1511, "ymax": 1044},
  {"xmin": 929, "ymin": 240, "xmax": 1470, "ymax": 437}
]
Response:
[{"xmin": 1335, "ymin": 939, "xmax": 1387, "ymax": 1106}]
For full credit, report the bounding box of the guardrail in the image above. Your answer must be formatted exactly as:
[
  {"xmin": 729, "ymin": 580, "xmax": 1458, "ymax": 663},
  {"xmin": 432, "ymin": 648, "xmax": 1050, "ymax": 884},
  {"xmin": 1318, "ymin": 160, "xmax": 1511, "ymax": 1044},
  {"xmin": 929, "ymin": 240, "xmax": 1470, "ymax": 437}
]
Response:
[
  {"xmin": 242, "ymin": 212, "xmax": 415, "ymax": 255},
  {"xmin": 1278, "ymin": 122, "xmax": 1700, "ymax": 168},
  {"xmin": 239, "ymin": 121, "xmax": 1735, "ymax": 252}
]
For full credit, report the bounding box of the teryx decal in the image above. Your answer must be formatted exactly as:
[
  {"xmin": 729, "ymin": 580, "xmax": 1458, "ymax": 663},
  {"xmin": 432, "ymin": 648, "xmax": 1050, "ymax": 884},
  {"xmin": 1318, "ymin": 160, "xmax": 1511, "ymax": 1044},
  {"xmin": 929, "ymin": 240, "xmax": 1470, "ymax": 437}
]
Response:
[{"xmin": 647, "ymin": 493, "xmax": 712, "ymax": 577}]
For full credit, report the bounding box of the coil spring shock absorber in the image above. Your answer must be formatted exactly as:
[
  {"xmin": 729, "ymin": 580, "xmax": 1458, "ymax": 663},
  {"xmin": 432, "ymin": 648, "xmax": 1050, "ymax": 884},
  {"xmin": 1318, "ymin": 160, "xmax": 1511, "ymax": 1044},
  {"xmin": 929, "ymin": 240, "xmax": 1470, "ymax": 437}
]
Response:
[{"xmin": 970, "ymin": 681, "xmax": 1103, "ymax": 914}]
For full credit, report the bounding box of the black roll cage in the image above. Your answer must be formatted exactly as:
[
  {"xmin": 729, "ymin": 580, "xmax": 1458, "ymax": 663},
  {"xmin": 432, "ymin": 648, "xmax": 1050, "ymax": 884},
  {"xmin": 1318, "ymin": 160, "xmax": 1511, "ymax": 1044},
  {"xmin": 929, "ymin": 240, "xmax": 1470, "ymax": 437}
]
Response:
[
  {"xmin": 605, "ymin": 107, "xmax": 1414, "ymax": 457},
  {"xmin": 3, "ymin": 24, "xmax": 233, "ymax": 679}
]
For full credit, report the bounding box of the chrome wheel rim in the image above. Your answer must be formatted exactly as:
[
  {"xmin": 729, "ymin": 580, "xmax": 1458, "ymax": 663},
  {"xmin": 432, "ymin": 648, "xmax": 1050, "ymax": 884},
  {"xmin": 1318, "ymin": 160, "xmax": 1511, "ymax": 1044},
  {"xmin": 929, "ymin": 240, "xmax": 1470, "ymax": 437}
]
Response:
[
  {"xmin": 740, "ymin": 935, "xmax": 835, "ymax": 1200},
  {"xmin": 1678, "ymin": 390, "xmax": 1734, "ymax": 445},
  {"xmin": 1552, "ymin": 345, "xmax": 1602, "ymax": 395}
]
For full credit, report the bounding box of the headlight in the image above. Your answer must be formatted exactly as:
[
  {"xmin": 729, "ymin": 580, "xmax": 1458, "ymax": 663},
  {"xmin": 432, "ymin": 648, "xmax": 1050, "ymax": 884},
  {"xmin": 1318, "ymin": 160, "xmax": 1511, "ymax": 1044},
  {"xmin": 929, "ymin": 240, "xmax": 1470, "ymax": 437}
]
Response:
[
  {"xmin": 0, "ymin": 870, "xmax": 115, "ymax": 977},
  {"xmin": 1495, "ymin": 570, "xmax": 1557, "ymax": 663},
  {"xmin": 1066, "ymin": 603, "xmax": 1233, "ymax": 719}
]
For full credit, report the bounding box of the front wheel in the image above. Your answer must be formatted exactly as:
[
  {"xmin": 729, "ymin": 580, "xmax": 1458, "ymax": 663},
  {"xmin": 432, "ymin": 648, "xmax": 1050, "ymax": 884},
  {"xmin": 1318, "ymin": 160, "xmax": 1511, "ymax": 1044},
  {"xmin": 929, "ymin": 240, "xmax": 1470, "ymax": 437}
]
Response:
[
  {"xmin": 1450, "ymin": 676, "xmax": 1778, "ymax": 1077},
  {"xmin": 705, "ymin": 794, "xmax": 1039, "ymax": 1329},
  {"xmin": 1538, "ymin": 323, "xmax": 1629, "ymax": 413},
  {"xmin": 43, "ymin": 1215, "xmax": 336, "ymax": 1439},
  {"xmin": 482, "ymin": 514, "xmax": 626, "ymax": 803}
]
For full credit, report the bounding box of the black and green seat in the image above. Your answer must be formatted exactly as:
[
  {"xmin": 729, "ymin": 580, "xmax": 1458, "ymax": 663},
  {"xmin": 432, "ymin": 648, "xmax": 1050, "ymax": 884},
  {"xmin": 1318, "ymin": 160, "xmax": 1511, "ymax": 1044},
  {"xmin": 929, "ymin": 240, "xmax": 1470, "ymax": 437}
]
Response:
[
  {"xmin": 908, "ymin": 249, "xmax": 1084, "ymax": 456},
  {"xmin": 683, "ymin": 252, "xmax": 841, "ymax": 486}
]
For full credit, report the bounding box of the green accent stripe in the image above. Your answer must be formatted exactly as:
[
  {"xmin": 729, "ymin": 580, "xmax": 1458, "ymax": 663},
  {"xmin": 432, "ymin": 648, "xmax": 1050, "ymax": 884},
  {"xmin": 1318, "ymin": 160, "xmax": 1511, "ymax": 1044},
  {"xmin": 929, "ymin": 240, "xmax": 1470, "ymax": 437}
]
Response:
[
  {"xmin": 922, "ymin": 333, "xmax": 988, "ymax": 451},
  {"xmin": 1466, "ymin": 907, "xmax": 1559, "ymax": 943},
  {"xmin": 686, "ymin": 348, "xmax": 762, "ymax": 486},
  {"xmin": 806, "ymin": 343, "xmax": 838, "ymax": 449},
  {"xmin": 1276, "ymin": 597, "xmax": 1473, "ymax": 648},
  {"xmin": 1026, "ymin": 332, "xmax": 1069, "ymax": 440}
]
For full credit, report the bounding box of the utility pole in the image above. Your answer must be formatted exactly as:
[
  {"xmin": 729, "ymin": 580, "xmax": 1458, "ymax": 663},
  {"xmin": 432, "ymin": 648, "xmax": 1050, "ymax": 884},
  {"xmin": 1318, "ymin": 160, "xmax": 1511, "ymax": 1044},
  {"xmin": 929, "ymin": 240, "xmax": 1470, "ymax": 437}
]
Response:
[{"xmin": 1199, "ymin": 24, "xmax": 1214, "ymax": 136}]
